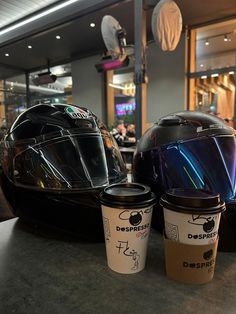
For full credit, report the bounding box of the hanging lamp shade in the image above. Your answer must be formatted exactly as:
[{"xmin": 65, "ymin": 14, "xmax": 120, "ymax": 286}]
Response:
[{"xmin": 152, "ymin": 0, "xmax": 183, "ymax": 51}]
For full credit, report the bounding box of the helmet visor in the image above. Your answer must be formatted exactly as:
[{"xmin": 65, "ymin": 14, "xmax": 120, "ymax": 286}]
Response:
[
  {"xmin": 160, "ymin": 135, "xmax": 236, "ymax": 202},
  {"xmin": 13, "ymin": 134, "xmax": 109, "ymax": 191}
]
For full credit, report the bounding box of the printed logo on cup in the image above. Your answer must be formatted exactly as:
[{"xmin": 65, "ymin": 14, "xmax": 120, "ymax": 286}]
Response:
[
  {"xmin": 116, "ymin": 209, "xmax": 151, "ymax": 232},
  {"xmin": 183, "ymin": 249, "xmax": 215, "ymax": 270},
  {"xmin": 203, "ymin": 249, "xmax": 213, "ymax": 260},
  {"xmin": 188, "ymin": 215, "xmax": 215, "ymax": 233},
  {"xmin": 187, "ymin": 214, "xmax": 218, "ymax": 241}
]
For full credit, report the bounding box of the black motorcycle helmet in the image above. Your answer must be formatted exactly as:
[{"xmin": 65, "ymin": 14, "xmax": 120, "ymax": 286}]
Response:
[
  {"xmin": 133, "ymin": 111, "xmax": 236, "ymax": 251},
  {"xmin": 0, "ymin": 104, "xmax": 127, "ymax": 241}
]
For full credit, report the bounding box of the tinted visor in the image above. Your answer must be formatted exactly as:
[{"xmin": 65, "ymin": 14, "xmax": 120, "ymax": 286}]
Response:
[
  {"xmin": 160, "ymin": 135, "xmax": 236, "ymax": 203},
  {"xmin": 13, "ymin": 134, "xmax": 109, "ymax": 191}
]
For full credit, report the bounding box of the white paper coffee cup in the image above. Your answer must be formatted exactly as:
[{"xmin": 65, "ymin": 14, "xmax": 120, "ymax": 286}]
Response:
[
  {"xmin": 99, "ymin": 183, "xmax": 156, "ymax": 274},
  {"xmin": 160, "ymin": 189, "xmax": 225, "ymax": 245},
  {"xmin": 163, "ymin": 207, "xmax": 222, "ymax": 245}
]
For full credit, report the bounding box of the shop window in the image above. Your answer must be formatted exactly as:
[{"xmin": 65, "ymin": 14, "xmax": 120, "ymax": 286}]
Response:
[
  {"xmin": 0, "ymin": 63, "xmax": 73, "ymax": 131},
  {"xmin": 188, "ymin": 19, "xmax": 236, "ymax": 127},
  {"xmin": 29, "ymin": 63, "xmax": 72, "ymax": 106},
  {"xmin": 2, "ymin": 74, "xmax": 27, "ymax": 128},
  {"xmin": 195, "ymin": 20, "xmax": 236, "ymax": 72},
  {"xmin": 106, "ymin": 69, "xmax": 136, "ymax": 129}
]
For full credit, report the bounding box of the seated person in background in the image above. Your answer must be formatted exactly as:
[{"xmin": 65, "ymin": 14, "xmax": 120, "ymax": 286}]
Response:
[
  {"xmin": 126, "ymin": 124, "xmax": 136, "ymax": 145},
  {"xmin": 110, "ymin": 120, "xmax": 128, "ymax": 146},
  {"xmin": 126, "ymin": 124, "xmax": 135, "ymax": 137}
]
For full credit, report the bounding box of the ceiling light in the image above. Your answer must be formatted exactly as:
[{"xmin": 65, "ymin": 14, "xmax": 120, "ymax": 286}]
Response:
[
  {"xmin": 53, "ymin": 66, "xmax": 65, "ymax": 75},
  {"xmin": 90, "ymin": 23, "xmax": 95, "ymax": 28},
  {"xmin": 205, "ymin": 39, "xmax": 209, "ymax": 46},
  {"xmin": 0, "ymin": 0, "xmax": 80, "ymax": 36},
  {"xmin": 229, "ymin": 71, "xmax": 235, "ymax": 75},
  {"xmin": 200, "ymin": 64, "xmax": 204, "ymax": 68},
  {"xmin": 201, "ymin": 75, "xmax": 207, "ymax": 79},
  {"xmin": 28, "ymin": 45, "xmax": 32, "ymax": 49},
  {"xmin": 224, "ymin": 35, "xmax": 228, "ymax": 42},
  {"xmin": 6, "ymin": 81, "xmax": 64, "ymax": 94},
  {"xmin": 5, "ymin": 53, "xmax": 9, "ymax": 57},
  {"xmin": 56, "ymin": 35, "xmax": 61, "ymax": 39},
  {"xmin": 108, "ymin": 83, "xmax": 126, "ymax": 90},
  {"xmin": 211, "ymin": 73, "xmax": 219, "ymax": 77}
]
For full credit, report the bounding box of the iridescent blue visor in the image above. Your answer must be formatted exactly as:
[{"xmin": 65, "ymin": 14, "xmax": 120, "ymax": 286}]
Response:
[{"xmin": 159, "ymin": 135, "xmax": 236, "ymax": 204}]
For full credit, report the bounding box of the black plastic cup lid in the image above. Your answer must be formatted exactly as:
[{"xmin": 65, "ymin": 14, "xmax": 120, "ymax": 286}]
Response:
[
  {"xmin": 99, "ymin": 183, "xmax": 156, "ymax": 209},
  {"xmin": 160, "ymin": 188, "xmax": 225, "ymax": 214}
]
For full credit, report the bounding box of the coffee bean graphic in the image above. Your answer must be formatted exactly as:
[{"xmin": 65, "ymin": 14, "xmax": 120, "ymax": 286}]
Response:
[
  {"xmin": 129, "ymin": 212, "xmax": 142, "ymax": 226},
  {"xmin": 203, "ymin": 219, "xmax": 215, "ymax": 233},
  {"xmin": 203, "ymin": 249, "xmax": 213, "ymax": 260}
]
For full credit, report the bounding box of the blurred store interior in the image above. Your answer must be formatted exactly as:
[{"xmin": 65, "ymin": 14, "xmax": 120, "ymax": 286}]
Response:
[
  {"xmin": 0, "ymin": 0, "xmax": 235, "ymax": 133},
  {"xmin": 0, "ymin": 2, "xmax": 236, "ymax": 312}
]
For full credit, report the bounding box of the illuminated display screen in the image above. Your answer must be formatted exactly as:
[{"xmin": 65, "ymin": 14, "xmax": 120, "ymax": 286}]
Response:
[{"xmin": 115, "ymin": 102, "xmax": 136, "ymax": 116}]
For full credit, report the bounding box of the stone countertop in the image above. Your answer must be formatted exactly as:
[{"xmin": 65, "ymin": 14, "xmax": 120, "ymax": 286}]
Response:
[{"xmin": 0, "ymin": 218, "xmax": 235, "ymax": 314}]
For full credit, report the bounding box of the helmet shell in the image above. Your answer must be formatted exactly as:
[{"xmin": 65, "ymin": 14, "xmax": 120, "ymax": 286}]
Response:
[
  {"xmin": 1, "ymin": 104, "xmax": 127, "ymax": 241},
  {"xmin": 133, "ymin": 111, "xmax": 236, "ymax": 251}
]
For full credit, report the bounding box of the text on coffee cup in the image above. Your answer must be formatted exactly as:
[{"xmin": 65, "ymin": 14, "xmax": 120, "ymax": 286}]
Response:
[
  {"xmin": 116, "ymin": 223, "xmax": 150, "ymax": 232},
  {"xmin": 183, "ymin": 258, "xmax": 215, "ymax": 269},
  {"xmin": 188, "ymin": 231, "xmax": 217, "ymax": 240}
]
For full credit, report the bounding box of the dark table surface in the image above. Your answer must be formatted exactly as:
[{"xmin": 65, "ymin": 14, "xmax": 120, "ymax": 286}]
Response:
[{"xmin": 0, "ymin": 218, "xmax": 235, "ymax": 314}]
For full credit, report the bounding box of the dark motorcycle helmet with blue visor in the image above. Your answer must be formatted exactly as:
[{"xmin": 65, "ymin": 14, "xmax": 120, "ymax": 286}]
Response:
[
  {"xmin": 0, "ymin": 104, "xmax": 127, "ymax": 241},
  {"xmin": 133, "ymin": 111, "xmax": 236, "ymax": 251}
]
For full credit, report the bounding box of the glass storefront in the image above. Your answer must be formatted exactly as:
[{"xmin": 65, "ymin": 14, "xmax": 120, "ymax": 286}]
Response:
[
  {"xmin": 0, "ymin": 63, "xmax": 73, "ymax": 131},
  {"xmin": 195, "ymin": 20, "xmax": 236, "ymax": 71},
  {"xmin": 2, "ymin": 74, "xmax": 27, "ymax": 129},
  {"xmin": 29, "ymin": 63, "xmax": 72, "ymax": 107},
  {"xmin": 189, "ymin": 19, "xmax": 236, "ymax": 127},
  {"xmin": 106, "ymin": 68, "xmax": 136, "ymax": 130}
]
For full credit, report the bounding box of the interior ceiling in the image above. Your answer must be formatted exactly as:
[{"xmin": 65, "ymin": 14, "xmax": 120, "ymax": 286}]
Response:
[
  {"xmin": 0, "ymin": 0, "xmax": 236, "ymax": 79},
  {"xmin": 0, "ymin": 0, "xmax": 59, "ymax": 28}
]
